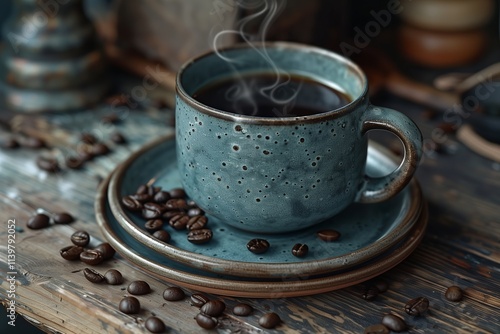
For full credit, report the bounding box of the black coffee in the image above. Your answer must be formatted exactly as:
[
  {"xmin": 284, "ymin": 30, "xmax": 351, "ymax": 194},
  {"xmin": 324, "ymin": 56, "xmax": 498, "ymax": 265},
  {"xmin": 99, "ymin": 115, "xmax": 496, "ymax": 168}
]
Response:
[{"xmin": 193, "ymin": 73, "xmax": 351, "ymax": 117}]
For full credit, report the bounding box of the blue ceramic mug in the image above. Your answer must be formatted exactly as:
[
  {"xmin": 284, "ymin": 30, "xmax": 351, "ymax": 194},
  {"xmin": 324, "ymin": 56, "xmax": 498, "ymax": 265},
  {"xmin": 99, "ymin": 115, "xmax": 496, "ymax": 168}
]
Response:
[{"xmin": 176, "ymin": 42, "xmax": 422, "ymax": 233}]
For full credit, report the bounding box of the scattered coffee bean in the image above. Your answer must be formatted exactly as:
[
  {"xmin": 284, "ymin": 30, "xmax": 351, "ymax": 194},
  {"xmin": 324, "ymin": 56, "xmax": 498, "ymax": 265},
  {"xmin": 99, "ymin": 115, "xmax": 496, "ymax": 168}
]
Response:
[
  {"xmin": 27, "ymin": 213, "xmax": 50, "ymax": 229},
  {"xmin": 36, "ymin": 156, "xmax": 60, "ymax": 173},
  {"xmin": 104, "ymin": 269, "xmax": 123, "ymax": 285},
  {"xmin": 142, "ymin": 202, "xmax": 165, "ymax": 219},
  {"xmin": 60, "ymin": 245, "xmax": 84, "ymax": 261},
  {"xmin": 169, "ymin": 188, "xmax": 186, "ymax": 199},
  {"xmin": 65, "ymin": 156, "xmax": 85, "ymax": 169},
  {"xmin": 195, "ymin": 313, "xmax": 217, "ymax": 330},
  {"xmin": 169, "ymin": 213, "xmax": 189, "ymax": 230},
  {"xmin": 186, "ymin": 215, "xmax": 208, "ymax": 230},
  {"xmin": 80, "ymin": 249, "xmax": 103, "ymax": 265},
  {"xmin": 362, "ymin": 286, "xmax": 380, "ymax": 301},
  {"xmin": 133, "ymin": 193, "xmax": 153, "ymax": 203},
  {"xmin": 110, "ymin": 132, "xmax": 126, "ymax": 144},
  {"xmin": 23, "ymin": 136, "xmax": 46, "ymax": 149},
  {"xmin": 83, "ymin": 268, "xmax": 104, "ymax": 283},
  {"xmin": 94, "ymin": 242, "xmax": 115, "ymax": 260},
  {"xmin": 373, "ymin": 279, "xmax": 389, "ymax": 293},
  {"xmin": 145, "ymin": 316, "xmax": 166, "ymax": 333},
  {"xmin": 119, "ymin": 296, "xmax": 140, "ymax": 314},
  {"xmin": 77, "ymin": 147, "xmax": 94, "ymax": 162},
  {"xmin": 405, "ymin": 297, "xmax": 429, "ymax": 316},
  {"xmin": 381, "ymin": 314, "xmax": 407, "ymax": 332},
  {"xmin": 259, "ymin": 312, "xmax": 281, "ymax": 329},
  {"xmin": 291, "ymin": 243, "xmax": 308, "ymax": 257},
  {"xmin": 187, "ymin": 207, "xmax": 204, "ymax": 217},
  {"xmin": 200, "ymin": 300, "xmax": 226, "ymax": 317},
  {"xmin": 187, "ymin": 229, "xmax": 213, "ymax": 244},
  {"xmin": 364, "ymin": 324, "xmax": 389, "ymax": 334},
  {"xmin": 165, "ymin": 198, "xmax": 189, "ymax": 210},
  {"xmin": 122, "ymin": 195, "xmax": 143, "ymax": 211},
  {"xmin": 190, "ymin": 293, "xmax": 210, "ymax": 308},
  {"xmin": 71, "ymin": 230, "xmax": 90, "ymax": 247},
  {"xmin": 232, "ymin": 303, "xmax": 253, "ymax": 316},
  {"xmin": 163, "ymin": 287, "xmax": 185, "ymax": 301},
  {"xmin": 153, "ymin": 230, "xmax": 171, "ymax": 242},
  {"xmin": 317, "ymin": 229, "xmax": 341, "ymax": 242},
  {"xmin": 53, "ymin": 212, "xmax": 74, "ymax": 224},
  {"xmin": 153, "ymin": 191, "xmax": 171, "ymax": 203},
  {"xmin": 445, "ymin": 286, "xmax": 463, "ymax": 302},
  {"xmin": 91, "ymin": 143, "xmax": 111, "ymax": 156},
  {"xmin": 81, "ymin": 133, "xmax": 98, "ymax": 145},
  {"xmin": 128, "ymin": 280, "xmax": 151, "ymax": 295},
  {"xmin": 101, "ymin": 113, "xmax": 121, "ymax": 124},
  {"xmin": 145, "ymin": 219, "xmax": 163, "ymax": 232},
  {"xmin": 2, "ymin": 137, "xmax": 19, "ymax": 149},
  {"xmin": 247, "ymin": 238, "xmax": 270, "ymax": 254}
]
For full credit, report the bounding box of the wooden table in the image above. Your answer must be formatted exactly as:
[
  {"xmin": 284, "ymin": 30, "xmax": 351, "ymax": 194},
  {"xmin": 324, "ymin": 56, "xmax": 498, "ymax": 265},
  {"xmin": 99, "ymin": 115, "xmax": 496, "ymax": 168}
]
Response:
[{"xmin": 1, "ymin": 78, "xmax": 499, "ymax": 333}]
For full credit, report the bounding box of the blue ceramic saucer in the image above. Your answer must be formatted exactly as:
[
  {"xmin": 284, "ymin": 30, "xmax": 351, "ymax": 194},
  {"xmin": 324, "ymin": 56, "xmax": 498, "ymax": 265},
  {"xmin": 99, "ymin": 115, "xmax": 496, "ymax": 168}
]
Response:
[{"xmin": 108, "ymin": 135, "xmax": 425, "ymax": 278}]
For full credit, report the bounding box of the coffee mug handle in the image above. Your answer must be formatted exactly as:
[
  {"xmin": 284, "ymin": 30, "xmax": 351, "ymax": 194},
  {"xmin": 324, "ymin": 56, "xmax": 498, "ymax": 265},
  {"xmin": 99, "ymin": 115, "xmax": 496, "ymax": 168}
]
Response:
[{"xmin": 357, "ymin": 105, "xmax": 423, "ymax": 203}]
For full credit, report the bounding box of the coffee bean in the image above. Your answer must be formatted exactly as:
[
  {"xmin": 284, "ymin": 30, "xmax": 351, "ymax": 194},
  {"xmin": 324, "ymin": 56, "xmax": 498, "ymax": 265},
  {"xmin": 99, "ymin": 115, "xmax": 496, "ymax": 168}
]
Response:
[
  {"xmin": 291, "ymin": 243, "xmax": 308, "ymax": 257},
  {"xmin": 136, "ymin": 184, "xmax": 151, "ymax": 195},
  {"xmin": 187, "ymin": 207, "xmax": 204, "ymax": 217},
  {"xmin": 445, "ymin": 286, "xmax": 463, "ymax": 302},
  {"xmin": 71, "ymin": 230, "xmax": 90, "ymax": 247},
  {"xmin": 65, "ymin": 156, "xmax": 85, "ymax": 169},
  {"xmin": 169, "ymin": 213, "xmax": 189, "ymax": 230},
  {"xmin": 60, "ymin": 245, "xmax": 84, "ymax": 261},
  {"xmin": 247, "ymin": 239, "xmax": 270, "ymax": 254},
  {"xmin": 259, "ymin": 312, "xmax": 281, "ymax": 329},
  {"xmin": 186, "ymin": 215, "xmax": 208, "ymax": 230},
  {"xmin": 405, "ymin": 297, "xmax": 429, "ymax": 316},
  {"xmin": 2, "ymin": 137, "xmax": 19, "ymax": 149},
  {"xmin": 142, "ymin": 202, "xmax": 165, "ymax": 219},
  {"xmin": 373, "ymin": 279, "xmax": 389, "ymax": 293},
  {"xmin": 36, "ymin": 156, "xmax": 60, "ymax": 173},
  {"xmin": 27, "ymin": 213, "xmax": 50, "ymax": 229},
  {"xmin": 132, "ymin": 193, "xmax": 153, "ymax": 203},
  {"xmin": 94, "ymin": 242, "xmax": 115, "ymax": 260},
  {"xmin": 163, "ymin": 210, "xmax": 183, "ymax": 220},
  {"xmin": 53, "ymin": 212, "xmax": 74, "ymax": 224},
  {"xmin": 169, "ymin": 188, "xmax": 186, "ymax": 199},
  {"xmin": 145, "ymin": 219, "xmax": 163, "ymax": 232},
  {"xmin": 81, "ymin": 133, "xmax": 98, "ymax": 145},
  {"xmin": 190, "ymin": 293, "xmax": 210, "ymax": 308},
  {"xmin": 364, "ymin": 324, "xmax": 389, "ymax": 334},
  {"xmin": 91, "ymin": 143, "xmax": 110, "ymax": 156},
  {"xmin": 165, "ymin": 198, "xmax": 189, "ymax": 210},
  {"xmin": 163, "ymin": 287, "xmax": 185, "ymax": 301},
  {"xmin": 80, "ymin": 249, "xmax": 103, "ymax": 265},
  {"xmin": 104, "ymin": 269, "xmax": 123, "ymax": 285},
  {"xmin": 232, "ymin": 303, "xmax": 253, "ymax": 316},
  {"xmin": 195, "ymin": 313, "xmax": 217, "ymax": 330},
  {"xmin": 362, "ymin": 286, "xmax": 380, "ymax": 301},
  {"xmin": 153, "ymin": 191, "xmax": 171, "ymax": 204},
  {"xmin": 127, "ymin": 280, "xmax": 151, "ymax": 295},
  {"xmin": 83, "ymin": 268, "xmax": 104, "ymax": 283},
  {"xmin": 153, "ymin": 230, "xmax": 171, "ymax": 242},
  {"xmin": 145, "ymin": 316, "xmax": 165, "ymax": 333},
  {"xmin": 187, "ymin": 229, "xmax": 213, "ymax": 244},
  {"xmin": 200, "ymin": 300, "xmax": 226, "ymax": 317},
  {"xmin": 119, "ymin": 296, "xmax": 140, "ymax": 314},
  {"xmin": 23, "ymin": 136, "xmax": 46, "ymax": 149},
  {"xmin": 381, "ymin": 314, "xmax": 406, "ymax": 332},
  {"xmin": 77, "ymin": 147, "xmax": 94, "ymax": 162},
  {"xmin": 317, "ymin": 229, "xmax": 341, "ymax": 242},
  {"xmin": 122, "ymin": 195, "xmax": 143, "ymax": 211},
  {"xmin": 110, "ymin": 132, "xmax": 126, "ymax": 144}
]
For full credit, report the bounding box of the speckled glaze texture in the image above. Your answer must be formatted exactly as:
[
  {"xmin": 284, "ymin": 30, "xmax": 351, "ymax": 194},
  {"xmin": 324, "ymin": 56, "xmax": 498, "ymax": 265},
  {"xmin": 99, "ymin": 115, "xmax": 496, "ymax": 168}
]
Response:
[{"xmin": 176, "ymin": 42, "xmax": 422, "ymax": 233}]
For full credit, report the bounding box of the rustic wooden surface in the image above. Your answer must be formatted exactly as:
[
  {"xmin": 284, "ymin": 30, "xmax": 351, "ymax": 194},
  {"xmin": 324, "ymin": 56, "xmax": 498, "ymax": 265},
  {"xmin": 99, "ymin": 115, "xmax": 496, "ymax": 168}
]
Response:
[{"xmin": 0, "ymin": 76, "xmax": 499, "ymax": 334}]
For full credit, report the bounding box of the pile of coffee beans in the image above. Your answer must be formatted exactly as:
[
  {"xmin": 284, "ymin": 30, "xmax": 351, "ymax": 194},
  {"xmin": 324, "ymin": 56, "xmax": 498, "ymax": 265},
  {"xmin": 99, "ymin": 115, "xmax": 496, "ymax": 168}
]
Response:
[
  {"xmin": 27, "ymin": 211, "xmax": 75, "ymax": 230},
  {"xmin": 58, "ymin": 228, "xmax": 116, "ymax": 267}
]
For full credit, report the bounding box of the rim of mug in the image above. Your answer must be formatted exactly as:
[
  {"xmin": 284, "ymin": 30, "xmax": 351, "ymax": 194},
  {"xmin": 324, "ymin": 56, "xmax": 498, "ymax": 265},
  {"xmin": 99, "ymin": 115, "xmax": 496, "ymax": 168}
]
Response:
[{"xmin": 176, "ymin": 42, "xmax": 368, "ymax": 124}]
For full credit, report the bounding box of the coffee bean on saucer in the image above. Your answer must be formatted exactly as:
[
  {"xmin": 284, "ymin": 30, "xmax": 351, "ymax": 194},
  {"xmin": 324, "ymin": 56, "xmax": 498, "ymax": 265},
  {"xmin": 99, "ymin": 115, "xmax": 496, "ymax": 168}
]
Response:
[
  {"xmin": 163, "ymin": 287, "xmax": 185, "ymax": 301},
  {"xmin": 362, "ymin": 286, "xmax": 380, "ymax": 301},
  {"xmin": 163, "ymin": 210, "xmax": 183, "ymax": 220},
  {"xmin": 186, "ymin": 215, "xmax": 208, "ymax": 230},
  {"xmin": 23, "ymin": 136, "xmax": 46, "ymax": 149},
  {"xmin": 145, "ymin": 219, "xmax": 163, "ymax": 232},
  {"xmin": 81, "ymin": 133, "xmax": 98, "ymax": 145},
  {"xmin": 195, "ymin": 313, "xmax": 217, "ymax": 330},
  {"xmin": 132, "ymin": 193, "xmax": 153, "ymax": 203},
  {"xmin": 373, "ymin": 279, "xmax": 389, "ymax": 293},
  {"xmin": 165, "ymin": 198, "xmax": 189, "ymax": 210},
  {"xmin": 83, "ymin": 268, "xmax": 104, "ymax": 283},
  {"xmin": 153, "ymin": 230, "xmax": 171, "ymax": 242},
  {"xmin": 142, "ymin": 202, "xmax": 165, "ymax": 219},
  {"xmin": 80, "ymin": 249, "xmax": 103, "ymax": 265},
  {"xmin": 247, "ymin": 239, "xmax": 270, "ymax": 254},
  {"xmin": 259, "ymin": 312, "xmax": 281, "ymax": 329},
  {"xmin": 104, "ymin": 269, "xmax": 123, "ymax": 285},
  {"xmin": 364, "ymin": 324, "xmax": 389, "ymax": 334},
  {"xmin": 91, "ymin": 143, "xmax": 111, "ymax": 156},
  {"xmin": 145, "ymin": 316, "xmax": 166, "ymax": 333},
  {"xmin": 169, "ymin": 213, "xmax": 189, "ymax": 230},
  {"xmin": 317, "ymin": 229, "xmax": 341, "ymax": 242},
  {"xmin": 53, "ymin": 212, "xmax": 74, "ymax": 224},
  {"xmin": 291, "ymin": 243, "xmax": 308, "ymax": 257},
  {"xmin": 169, "ymin": 188, "xmax": 186, "ymax": 199},
  {"xmin": 2, "ymin": 137, "xmax": 19, "ymax": 149},
  {"xmin": 36, "ymin": 156, "xmax": 60, "ymax": 173},
  {"xmin": 119, "ymin": 296, "xmax": 140, "ymax": 314},
  {"xmin": 405, "ymin": 297, "xmax": 429, "ymax": 316},
  {"xmin": 200, "ymin": 300, "xmax": 226, "ymax": 317},
  {"xmin": 190, "ymin": 293, "xmax": 210, "ymax": 307},
  {"xmin": 232, "ymin": 303, "xmax": 253, "ymax": 316},
  {"xmin": 94, "ymin": 242, "xmax": 115, "ymax": 260},
  {"xmin": 153, "ymin": 191, "xmax": 171, "ymax": 203},
  {"xmin": 187, "ymin": 207, "xmax": 204, "ymax": 217},
  {"xmin": 381, "ymin": 314, "xmax": 406, "ymax": 332},
  {"xmin": 187, "ymin": 229, "xmax": 213, "ymax": 244},
  {"xmin": 71, "ymin": 230, "xmax": 90, "ymax": 247},
  {"xmin": 27, "ymin": 213, "xmax": 50, "ymax": 229},
  {"xmin": 65, "ymin": 156, "xmax": 85, "ymax": 169},
  {"xmin": 128, "ymin": 280, "xmax": 151, "ymax": 295},
  {"xmin": 60, "ymin": 245, "xmax": 84, "ymax": 261},
  {"xmin": 445, "ymin": 286, "xmax": 463, "ymax": 302},
  {"xmin": 121, "ymin": 195, "xmax": 143, "ymax": 211},
  {"xmin": 110, "ymin": 132, "xmax": 127, "ymax": 144}
]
